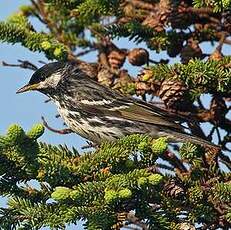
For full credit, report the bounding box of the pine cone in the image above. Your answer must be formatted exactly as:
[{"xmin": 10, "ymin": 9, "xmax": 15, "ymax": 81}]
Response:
[
  {"xmin": 138, "ymin": 68, "xmax": 153, "ymax": 82},
  {"xmin": 167, "ymin": 38, "xmax": 183, "ymax": 57},
  {"xmin": 108, "ymin": 49, "xmax": 127, "ymax": 70},
  {"xmin": 122, "ymin": 2, "xmax": 137, "ymax": 18},
  {"xmin": 210, "ymin": 96, "xmax": 228, "ymax": 123},
  {"xmin": 136, "ymin": 68, "xmax": 162, "ymax": 97},
  {"xmin": 113, "ymin": 70, "xmax": 135, "ymax": 95},
  {"xmin": 142, "ymin": 14, "xmax": 165, "ymax": 32},
  {"xmin": 97, "ymin": 67, "xmax": 114, "ymax": 87},
  {"xmin": 180, "ymin": 39, "xmax": 203, "ymax": 64},
  {"xmin": 222, "ymin": 11, "xmax": 231, "ymax": 33},
  {"xmin": 179, "ymin": 222, "xmax": 196, "ymax": 230},
  {"xmin": 127, "ymin": 48, "xmax": 149, "ymax": 66},
  {"xmin": 169, "ymin": 1, "xmax": 192, "ymax": 29},
  {"xmin": 164, "ymin": 179, "xmax": 185, "ymax": 198},
  {"xmin": 158, "ymin": 79, "xmax": 189, "ymax": 110},
  {"xmin": 142, "ymin": 0, "xmax": 171, "ymax": 32},
  {"xmin": 78, "ymin": 62, "xmax": 98, "ymax": 79}
]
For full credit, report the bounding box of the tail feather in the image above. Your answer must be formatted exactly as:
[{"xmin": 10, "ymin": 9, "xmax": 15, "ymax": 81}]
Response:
[{"xmin": 159, "ymin": 129, "xmax": 219, "ymax": 149}]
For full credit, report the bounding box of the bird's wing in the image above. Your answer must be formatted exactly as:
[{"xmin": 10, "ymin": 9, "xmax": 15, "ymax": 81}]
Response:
[
  {"xmin": 118, "ymin": 99, "xmax": 183, "ymax": 130},
  {"xmin": 78, "ymin": 95, "xmax": 183, "ymax": 131}
]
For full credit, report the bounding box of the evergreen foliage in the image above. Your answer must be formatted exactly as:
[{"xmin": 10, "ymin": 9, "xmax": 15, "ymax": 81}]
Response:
[{"xmin": 0, "ymin": 124, "xmax": 230, "ymax": 229}]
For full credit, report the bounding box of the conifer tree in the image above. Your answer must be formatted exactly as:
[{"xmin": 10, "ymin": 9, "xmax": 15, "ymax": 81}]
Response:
[{"xmin": 0, "ymin": 0, "xmax": 231, "ymax": 229}]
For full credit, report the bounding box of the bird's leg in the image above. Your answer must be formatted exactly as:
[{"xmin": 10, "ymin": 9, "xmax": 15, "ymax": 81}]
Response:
[
  {"xmin": 41, "ymin": 116, "xmax": 73, "ymax": 134},
  {"xmin": 81, "ymin": 141, "xmax": 98, "ymax": 149}
]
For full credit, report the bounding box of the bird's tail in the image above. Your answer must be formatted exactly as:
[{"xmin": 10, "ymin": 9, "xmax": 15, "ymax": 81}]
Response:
[{"xmin": 159, "ymin": 129, "xmax": 220, "ymax": 150}]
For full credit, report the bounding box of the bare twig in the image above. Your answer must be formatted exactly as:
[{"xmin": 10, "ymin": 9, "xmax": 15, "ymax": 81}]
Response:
[
  {"xmin": 149, "ymin": 59, "xmax": 169, "ymax": 65},
  {"xmin": 219, "ymin": 152, "xmax": 231, "ymax": 170},
  {"xmin": 29, "ymin": 0, "xmax": 46, "ymax": 23},
  {"xmin": 1, "ymin": 60, "xmax": 38, "ymax": 71},
  {"xmin": 216, "ymin": 32, "xmax": 226, "ymax": 52},
  {"xmin": 38, "ymin": 60, "xmax": 47, "ymax": 65},
  {"xmin": 81, "ymin": 141, "xmax": 98, "ymax": 149},
  {"xmin": 215, "ymin": 127, "xmax": 222, "ymax": 144},
  {"xmin": 75, "ymin": 48, "xmax": 97, "ymax": 57},
  {"xmin": 44, "ymin": 99, "xmax": 51, "ymax": 103},
  {"xmin": 188, "ymin": 122, "xmax": 207, "ymax": 140},
  {"xmin": 208, "ymin": 126, "xmax": 216, "ymax": 141},
  {"xmin": 127, "ymin": 0, "xmax": 155, "ymax": 11},
  {"xmin": 161, "ymin": 150, "xmax": 188, "ymax": 173},
  {"xmin": 197, "ymin": 97, "xmax": 205, "ymax": 109}
]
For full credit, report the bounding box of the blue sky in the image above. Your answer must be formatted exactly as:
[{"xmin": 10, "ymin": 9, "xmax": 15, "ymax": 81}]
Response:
[{"xmin": 0, "ymin": 1, "xmax": 230, "ymax": 229}]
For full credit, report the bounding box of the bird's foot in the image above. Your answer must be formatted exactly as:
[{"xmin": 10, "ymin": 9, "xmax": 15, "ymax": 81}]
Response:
[{"xmin": 41, "ymin": 116, "xmax": 73, "ymax": 134}]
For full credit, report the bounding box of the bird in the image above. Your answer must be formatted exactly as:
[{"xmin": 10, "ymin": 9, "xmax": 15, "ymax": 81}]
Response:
[{"xmin": 17, "ymin": 61, "xmax": 216, "ymax": 148}]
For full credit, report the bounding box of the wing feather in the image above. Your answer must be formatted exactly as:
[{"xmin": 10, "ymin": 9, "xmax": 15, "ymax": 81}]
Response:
[{"xmin": 119, "ymin": 102, "xmax": 183, "ymax": 130}]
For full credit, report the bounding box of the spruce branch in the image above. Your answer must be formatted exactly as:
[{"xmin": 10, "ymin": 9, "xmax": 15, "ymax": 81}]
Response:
[
  {"xmin": 0, "ymin": 123, "xmax": 229, "ymax": 228},
  {"xmin": 1, "ymin": 59, "xmax": 38, "ymax": 70}
]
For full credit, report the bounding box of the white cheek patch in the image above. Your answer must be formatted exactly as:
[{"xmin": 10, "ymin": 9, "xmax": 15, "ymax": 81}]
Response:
[
  {"xmin": 46, "ymin": 73, "xmax": 62, "ymax": 87},
  {"xmin": 38, "ymin": 73, "xmax": 62, "ymax": 89}
]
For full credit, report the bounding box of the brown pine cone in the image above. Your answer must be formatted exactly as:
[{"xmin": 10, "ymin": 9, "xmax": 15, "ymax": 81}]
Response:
[
  {"xmin": 137, "ymin": 68, "xmax": 161, "ymax": 96},
  {"xmin": 142, "ymin": 0, "xmax": 171, "ymax": 32},
  {"xmin": 169, "ymin": 1, "xmax": 192, "ymax": 29},
  {"xmin": 127, "ymin": 48, "xmax": 149, "ymax": 66},
  {"xmin": 179, "ymin": 222, "xmax": 196, "ymax": 230},
  {"xmin": 180, "ymin": 39, "xmax": 203, "ymax": 64},
  {"xmin": 222, "ymin": 11, "xmax": 231, "ymax": 33},
  {"xmin": 108, "ymin": 49, "xmax": 127, "ymax": 70},
  {"xmin": 113, "ymin": 70, "xmax": 135, "ymax": 95},
  {"xmin": 210, "ymin": 96, "xmax": 228, "ymax": 123},
  {"xmin": 139, "ymin": 68, "xmax": 154, "ymax": 82},
  {"xmin": 164, "ymin": 179, "xmax": 185, "ymax": 198},
  {"xmin": 97, "ymin": 67, "xmax": 114, "ymax": 87},
  {"xmin": 158, "ymin": 79, "xmax": 189, "ymax": 110},
  {"xmin": 142, "ymin": 14, "xmax": 165, "ymax": 32},
  {"xmin": 78, "ymin": 62, "xmax": 98, "ymax": 79}
]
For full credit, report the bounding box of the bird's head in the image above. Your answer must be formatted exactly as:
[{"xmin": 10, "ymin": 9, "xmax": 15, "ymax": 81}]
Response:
[{"xmin": 16, "ymin": 62, "xmax": 68, "ymax": 94}]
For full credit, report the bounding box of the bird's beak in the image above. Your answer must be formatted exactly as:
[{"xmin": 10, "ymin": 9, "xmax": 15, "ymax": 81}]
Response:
[{"xmin": 16, "ymin": 83, "xmax": 40, "ymax": 94}]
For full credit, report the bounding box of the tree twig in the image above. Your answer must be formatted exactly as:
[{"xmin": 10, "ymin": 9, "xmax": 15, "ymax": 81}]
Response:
[
  {"xmin": 161, "ymin": 150, "xmax": 188, "ymax": 173},
  {"xmin": 1, "ymin": 60, "xmax": 38, "ymax": 71},
  {"xmin": 81, "ymin": 141, "xmax": 98, "ymax": 149},
  {"xmin": 219, "ymin": 152, "xmax": 231, "ymax": 170},
  {"xmin": 75, "ymin": 48, "xmax": 97, "ymax": 57}
]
